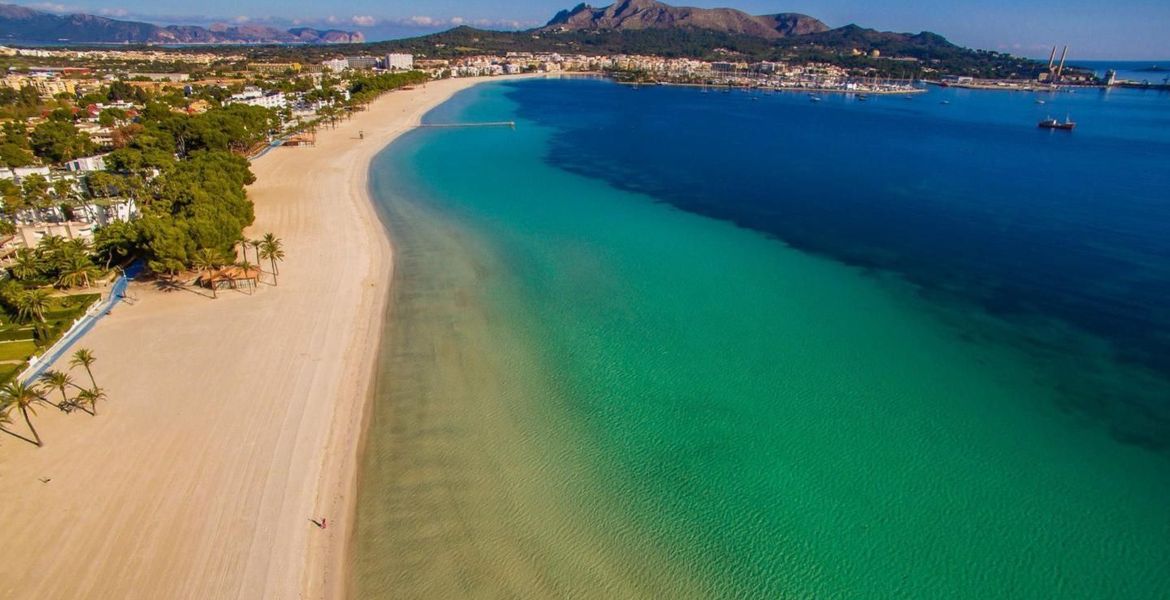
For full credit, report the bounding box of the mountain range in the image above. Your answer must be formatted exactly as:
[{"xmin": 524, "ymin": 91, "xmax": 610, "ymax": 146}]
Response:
[
  {"xmin": 545, "ymin": 0, "xmax": 828, "ymax": 39},
  {"xmin": 0, "ymin": 3, "xmax": 363, "ymax": 44}
]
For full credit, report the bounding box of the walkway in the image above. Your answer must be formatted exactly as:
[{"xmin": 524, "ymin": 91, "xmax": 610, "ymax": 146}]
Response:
[{"xmin": 20, "ymin": 261, "xmax": 144, "ymax": 384}]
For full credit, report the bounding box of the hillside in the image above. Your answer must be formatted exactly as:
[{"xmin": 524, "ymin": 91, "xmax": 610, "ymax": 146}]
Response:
[
  {"xmin": 543, "ymin": 0, "xmax": 828, "ymax": 39},
  {"xmin": 0, "ymin": 3, "xmax": 362, "ymax": 44}
]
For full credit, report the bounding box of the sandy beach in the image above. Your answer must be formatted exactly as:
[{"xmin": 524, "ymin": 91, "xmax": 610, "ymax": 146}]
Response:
[{"xmin": 0, "ymin": 74, "xmax": 529, "ymax": 599}]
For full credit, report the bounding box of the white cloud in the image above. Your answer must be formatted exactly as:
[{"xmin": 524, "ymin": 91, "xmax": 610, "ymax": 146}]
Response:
[
  {"xmin": 407, "ymin": 15, "xmax": 438, "ymax": 27},
  {"xmin": 351, "ymin": 15, "xmax": 376, "ymax": 26},
  {"xmin": 382, "ymin": 15, "xmax": 534, "ymax": 30},
  {"xmin": 27, "ymin": 2, "xmax": 74, "ymax": 13},
  {"xmin": 233, "ymin": 15, "xmax": 249, "ymax": 23},
  {"xmin": 97, "ymin": 7, "xmax": 129, "ymax": 17}
]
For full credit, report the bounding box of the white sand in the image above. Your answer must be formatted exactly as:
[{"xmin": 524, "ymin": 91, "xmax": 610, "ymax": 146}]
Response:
[{"xmin": 0, "ymin": 74, "xmax": 535, "ymax": 599}]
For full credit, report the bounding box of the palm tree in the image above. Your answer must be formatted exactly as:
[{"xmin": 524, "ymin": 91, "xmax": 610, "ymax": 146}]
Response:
[
  {"xmin": 192, "ymin": 247, "xmax": 225, "ymax": 299},
  {"xmin": 234, "ymin": 237, "xmax": 251, "ymax": 264},
  {"xmin": 236, "ymin": 259, "xmax": 257, "ymax": 293},
  {"xmin": 75, "ymin": 387, "xmax": 106, "ymax": 416},
  {"xmin": 9, "ymin": 248, "xmax": 42, "ymax": 281},
  {"xmin": 258, "ymin": 233, "xmax": 285, "ymax": 280},
  {"xmin": 249, "ymin": 239, "xmax": 262, "ymax": 265},
  {"xmin": 56, "ymin": 252, "xmax": 99, "ymax": 289},
  {"xmin": 1, "ymin": 381, "xmax": 49, "ymax": 446},
  {"xmin": 71, "ymin": 348, "xmax": 97, "ymax": 389},
  {"xmin": 37, "ymin": 234, "xmax": 67, "ymax": 258},
  {"xmin": 40, "ymin": 370, "xmax": 79, "ymax": 413},
  {"xmin": 16, "ymin": 289, "xmax": 52, "ymax": 323},
  {"xmin": 64, "ymin": 237, "xmax": 92, "ymax": 255}
]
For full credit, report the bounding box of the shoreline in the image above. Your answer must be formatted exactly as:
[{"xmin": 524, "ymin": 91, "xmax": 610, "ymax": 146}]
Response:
[
  {"xmin": 0, "ymin": 73, "xmax": 535, "ymax": 600},
  {"xmin": 316, "ymin": 72, "xmax": 542, "ymax": 600}
]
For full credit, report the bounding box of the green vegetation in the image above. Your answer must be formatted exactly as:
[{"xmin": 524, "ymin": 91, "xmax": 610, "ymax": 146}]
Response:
[
  {"xmin": 0, "ymin": 347, "xmax": 104, "ymax": 446},
  {"xmin": 256, "ymin": 233, "xmax": 285, "ymax": 285},
  {"xmin": 3, "ymin": 235, "xmax": 103, "ymax": 289},
  {"xmin": 0, "ymin": 340, "xmax": 39, "ymax": 362},
  {"xmin": 0, "ymin": 290, "xmax": 99, "ymax": 385},
  {"xmin": 30, "ymin": 117, "xmax": 99, "ymax": 164},
  {"xmin": 0, "ymin": 380, "xmax": 49, "ymax": 446},
  {"xmin": 249, "ymin": 25, "xmax": 1042, "ymax": 79},
  {"xmin": 346, "ymin": 71, "xmax": 431, "ymax": 104}
]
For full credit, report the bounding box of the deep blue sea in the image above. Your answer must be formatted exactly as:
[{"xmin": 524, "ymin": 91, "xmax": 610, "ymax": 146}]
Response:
[
  {"xmin": 513, "ymin": 79, "xmax": 1170, "ymax": 450},
  {"xmin": 355, "ymin": 78, "xmax": 1170, "ymax": 597}
]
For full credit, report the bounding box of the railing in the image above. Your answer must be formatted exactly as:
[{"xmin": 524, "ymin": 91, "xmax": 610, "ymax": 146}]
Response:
[{"xmin": 19, "ymin": 261, "xmax": 142, "ymax": 384}]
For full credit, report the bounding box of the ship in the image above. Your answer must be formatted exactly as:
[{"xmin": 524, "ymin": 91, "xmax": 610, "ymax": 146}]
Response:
[{"xmin": 1038, "ymin": 115, "xmax": 1075, "ymax": 130}]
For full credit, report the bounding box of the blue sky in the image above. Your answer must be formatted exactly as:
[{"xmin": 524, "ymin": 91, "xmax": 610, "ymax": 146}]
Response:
[{"xmin": 15, "ymin": 0, "xmax": 1170, "ymax": 59}]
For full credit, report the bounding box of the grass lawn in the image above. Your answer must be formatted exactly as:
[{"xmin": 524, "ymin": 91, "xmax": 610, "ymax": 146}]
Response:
[
  {"xmin": 0, "ymin": 292, "xmax": 102, "ymax": 386},
  {"xmin": 0, "ymin": 340, "xmax": 39, "ymax": 362},
  {"xmin": 0, "ymin": 363, "xmax": 20, "ymax": 385}
]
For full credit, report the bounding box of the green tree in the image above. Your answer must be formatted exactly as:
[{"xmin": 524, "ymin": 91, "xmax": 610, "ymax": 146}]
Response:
[
  {"xmin": 9, "ymin": 248, "xmax": 43, "ymax": 281},
  {"xmin": 192, "ymin": 247, "xmax": 226, "ymax": 298},
  {"xmin": 71, "ymin": 348, "xmax": 98, "ymax": 389},
  {"xmin": 21, "ymin": 173, "xmax": 51, "ymax": 211},
  {"xmin": 1, "ymin": 381, "xmax": 50, "ymax": 446},
  {"xmin": 16, "ymin": 289, "xmax": 52, "ymax": 323},
  {"xmin": 0, "ymin": 142, "xmax": 34, "ymax": 168},
  {"xmin": 258, "ymin": 233, "xmax": 285, "ymax": 283},
  {"xmin": 39, "ymin": 370, "xmax": 79, "ymax": 413},
  {"xmin": 93, "ymin": 220, "xmax": 142, "ymax": 268},
  {"xmin": 76, "ymin": 387, "xmax": 106, "ymax": 416},
  {"xmin": 56, "ymin": 252, "xmax": 99, "ymax": 289},
  {"xmin": 29, "ymin": 120, "xmax": 97, "ymax": 164}
]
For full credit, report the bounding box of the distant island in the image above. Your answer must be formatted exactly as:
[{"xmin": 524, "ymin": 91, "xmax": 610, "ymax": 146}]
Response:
[{"xmin": 0, "ymin": 3, "xmax": 363, "ymax": 44}]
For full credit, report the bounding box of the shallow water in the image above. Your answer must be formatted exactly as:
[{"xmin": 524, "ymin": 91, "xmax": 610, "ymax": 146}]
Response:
[{"xmin": 353, "ymin": 79, "xmax": 1170, "ymax": 598}]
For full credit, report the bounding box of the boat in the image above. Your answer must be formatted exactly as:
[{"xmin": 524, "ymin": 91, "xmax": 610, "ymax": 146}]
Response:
[
  {"xmin": 940, "ymin": 100, "xmax": 950, "ymax": 105},
  {"xmin": 1035, "ymin": 99, "xmax": 1046, "ymax": 104},
  {"xmin": 857, "ymin": 94, "xmax": 870, "ymax": 101},
  {"xmin": 1038, "ymin": 115, "xmax": 1075, "ymax": 130},
  {"xmin": 809, "ymin": 96, "xmax": 822, "ymax": 102}
]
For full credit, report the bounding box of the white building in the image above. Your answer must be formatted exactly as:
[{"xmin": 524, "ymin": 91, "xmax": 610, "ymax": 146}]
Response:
[
  {"xmin": 385, "ymin": 53, "xmax": 414, "ymax": 70},
  {"xmin": 14, "ymin": 221, "xmax": 96, "ymax": 248},
  {"xmin": 227, "ymin": 87, "xmax": 288, "ymax": 110},
  {"xmin": 76, "ymin": 197, "xmax": 138, "ymax": 226},
  {"xmin": 64, "ymin": 154, "xmax": 107, "ymax": 173},
  {"xmin": 345, "ymin": 56, "xmax": 378, "ymax": 70},
  {"xmin": 322, "ymin": 58, "xmax": 349, "ymax": 72},
  {"xmin": 11, "ymin": 166, "xmax": 51, "ymax": 183}
]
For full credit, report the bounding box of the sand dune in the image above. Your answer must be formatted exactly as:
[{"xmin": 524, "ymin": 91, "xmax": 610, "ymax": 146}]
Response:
[{"xmin": 0, "ymin": 75, "xmax": 528, "ymax": 600}]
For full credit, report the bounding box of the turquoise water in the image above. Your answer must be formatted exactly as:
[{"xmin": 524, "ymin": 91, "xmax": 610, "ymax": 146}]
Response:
[{"xmin": 353, "ymin": 79, "xmax": 1170, "ymax": 598}]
